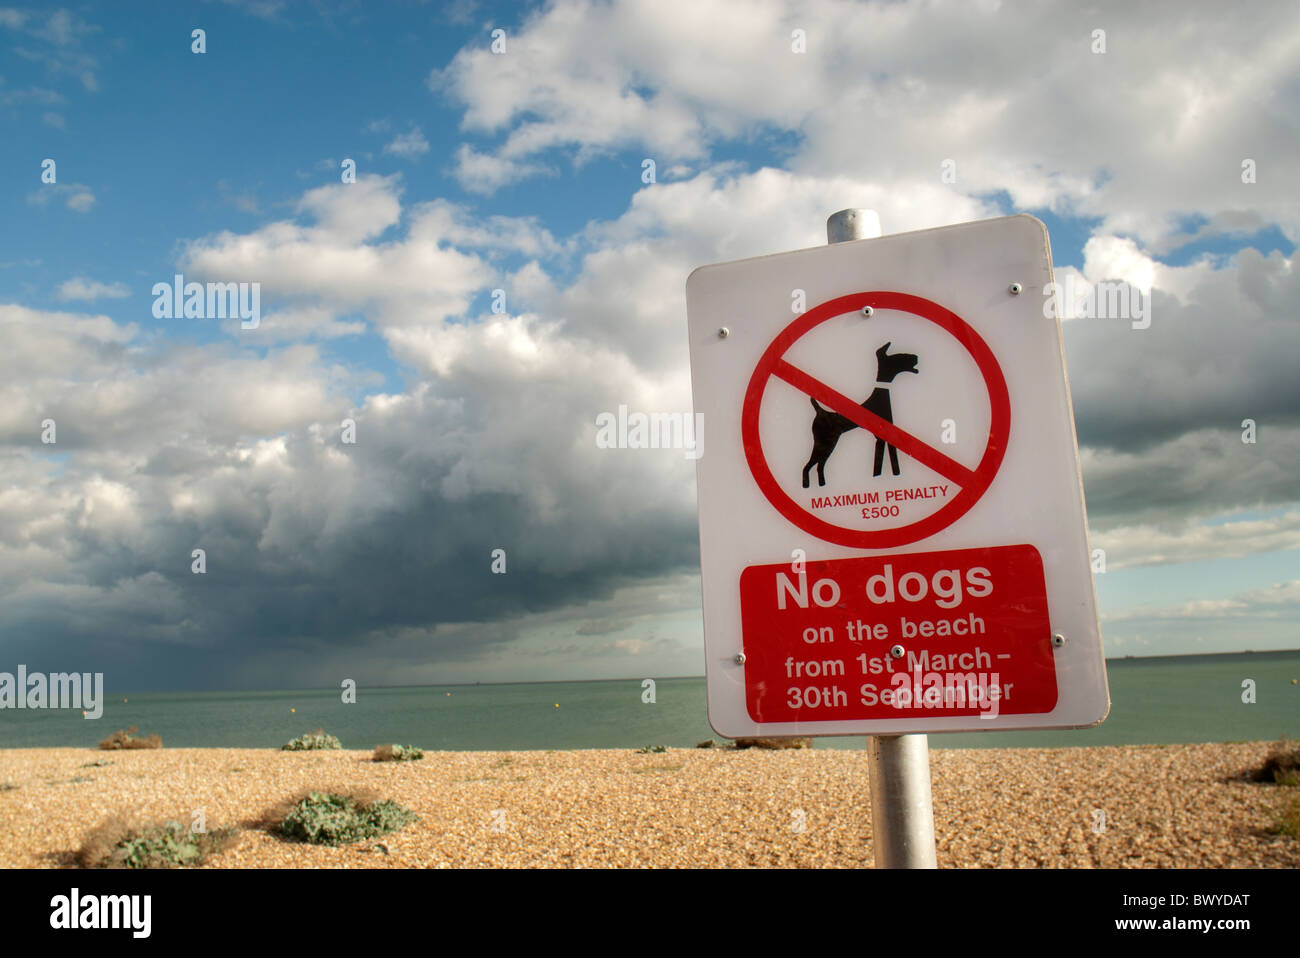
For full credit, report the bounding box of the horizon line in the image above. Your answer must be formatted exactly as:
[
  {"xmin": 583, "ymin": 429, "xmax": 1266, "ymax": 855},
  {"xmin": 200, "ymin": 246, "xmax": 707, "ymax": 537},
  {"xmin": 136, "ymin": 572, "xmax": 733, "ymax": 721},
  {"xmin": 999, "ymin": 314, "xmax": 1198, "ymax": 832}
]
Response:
[{"xmin": 62, "ymin": 647, "xmax": 1300, "ymax": 696}]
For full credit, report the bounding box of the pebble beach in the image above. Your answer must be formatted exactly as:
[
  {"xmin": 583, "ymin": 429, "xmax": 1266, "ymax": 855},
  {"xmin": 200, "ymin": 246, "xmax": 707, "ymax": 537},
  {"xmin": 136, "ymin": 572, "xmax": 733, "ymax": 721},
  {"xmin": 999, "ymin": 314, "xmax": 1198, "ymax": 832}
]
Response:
[{"xmin": 0, "ymin": 741, "xmax": 1295, "ymax": 868}]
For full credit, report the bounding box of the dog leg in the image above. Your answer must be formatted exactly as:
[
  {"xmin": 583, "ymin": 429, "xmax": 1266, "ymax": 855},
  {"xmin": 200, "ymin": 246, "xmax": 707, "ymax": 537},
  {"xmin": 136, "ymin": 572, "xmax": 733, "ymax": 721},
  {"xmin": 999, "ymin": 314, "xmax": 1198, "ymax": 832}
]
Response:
[{"xmin": 873, "ymin": 437, "xmax": 886, "ymax": 478}]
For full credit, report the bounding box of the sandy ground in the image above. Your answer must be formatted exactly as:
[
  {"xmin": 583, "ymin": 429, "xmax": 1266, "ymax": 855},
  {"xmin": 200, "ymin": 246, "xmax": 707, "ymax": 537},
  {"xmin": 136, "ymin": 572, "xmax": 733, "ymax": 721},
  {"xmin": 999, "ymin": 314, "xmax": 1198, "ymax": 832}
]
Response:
[{"xmin": 0, "ymin": 742, "xmax": 1295, "ymax": 868}]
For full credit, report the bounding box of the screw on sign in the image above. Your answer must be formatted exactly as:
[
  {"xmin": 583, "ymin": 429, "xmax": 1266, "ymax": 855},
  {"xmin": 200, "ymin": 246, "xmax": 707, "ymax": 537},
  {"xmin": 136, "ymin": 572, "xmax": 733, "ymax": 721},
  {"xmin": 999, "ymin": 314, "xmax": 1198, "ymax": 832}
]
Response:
[{"xmin": 742, "ymin": 291, "xmax": 1011, "ymax": 550}]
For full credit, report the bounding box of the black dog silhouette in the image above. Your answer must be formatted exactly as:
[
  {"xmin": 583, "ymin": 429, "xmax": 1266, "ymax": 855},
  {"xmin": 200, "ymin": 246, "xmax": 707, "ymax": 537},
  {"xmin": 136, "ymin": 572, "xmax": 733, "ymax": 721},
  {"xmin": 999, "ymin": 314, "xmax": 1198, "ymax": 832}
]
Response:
[{"xmin": 800, "ymin": 342, "xmax": 919, "ymax": 488}]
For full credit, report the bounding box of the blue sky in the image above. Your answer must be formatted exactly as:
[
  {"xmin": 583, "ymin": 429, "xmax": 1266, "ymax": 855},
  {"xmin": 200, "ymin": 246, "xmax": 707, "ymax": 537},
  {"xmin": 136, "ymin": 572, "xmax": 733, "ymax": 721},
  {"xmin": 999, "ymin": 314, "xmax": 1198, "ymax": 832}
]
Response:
[{"xmin": 1, "ymin": 0, "xmax": 1298, "ymax": 689}]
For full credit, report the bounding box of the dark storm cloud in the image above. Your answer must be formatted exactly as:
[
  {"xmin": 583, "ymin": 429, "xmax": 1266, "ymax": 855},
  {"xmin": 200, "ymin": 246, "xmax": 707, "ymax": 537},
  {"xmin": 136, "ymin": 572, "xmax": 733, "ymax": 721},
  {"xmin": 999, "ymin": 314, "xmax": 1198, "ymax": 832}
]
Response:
[
  {"xmin": 1060, "ymin": 248, "xmax": 1300, "ymax": 527},
  {"xmin": 0, "ymin": 302, "xmax": 702, "ymax": 689},
  {"xmin": 1065, "ymin": 249, "xmax": 1300, "ymax": 454}
]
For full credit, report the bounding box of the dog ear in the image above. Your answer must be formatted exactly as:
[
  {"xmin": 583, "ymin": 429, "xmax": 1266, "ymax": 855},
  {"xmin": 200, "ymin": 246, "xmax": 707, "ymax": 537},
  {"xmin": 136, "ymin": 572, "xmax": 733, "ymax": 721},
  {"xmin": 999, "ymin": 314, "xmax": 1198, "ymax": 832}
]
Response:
[{"xmin": 876, "ymin": 341, "xmax": 891, "ymax": 356}]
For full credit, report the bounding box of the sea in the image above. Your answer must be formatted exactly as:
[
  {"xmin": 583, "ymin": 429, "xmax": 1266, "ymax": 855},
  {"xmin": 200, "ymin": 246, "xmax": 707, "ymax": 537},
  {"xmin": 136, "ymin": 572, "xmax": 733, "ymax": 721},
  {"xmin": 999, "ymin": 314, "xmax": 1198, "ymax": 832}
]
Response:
[{"xmin": 1, "ymin": 650, "xmax": 1296, "ymax": 751}]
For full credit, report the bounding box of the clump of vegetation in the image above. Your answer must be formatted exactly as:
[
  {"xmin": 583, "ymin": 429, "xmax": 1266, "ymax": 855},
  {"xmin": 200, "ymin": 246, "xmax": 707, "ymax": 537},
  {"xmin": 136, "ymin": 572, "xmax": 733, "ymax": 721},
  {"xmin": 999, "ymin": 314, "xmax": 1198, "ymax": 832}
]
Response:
[
  {"xmin": 373, "ymin": 744, "xmax": 424, "ymax": 762},
  {"xmin": 1268, "ymin": 794, "xmax": 1300, "ymax": 839},
  {"xmin": 733, "ymin": 736, "xmax": 813, "ymax": 749},
  {"xmin": 80, "ymin": 758, "xmax": 114, "ymax": 768},
  {"xmin": 97, "ymin": 726, "xmax": 162, "ymax": 750},
  {"xmin": 1247, "ymin": 738, "xmax": 1300, "ymax": 785},
  {"xmin": 281, "ymin": 728, "xmax": 342, "ymax": 751},
  {"xmin": 0, "ymin": 783, "xmax": 19, "ymax": 792},
  {"xmin": 636, "ymin": 744, "xmax": 668, "ymax": 754},
  {"xmin": 77, "ymin": 817, "xmax": 238, "ymax": 869},
  {"xmin": 267, "ymin": 790, "xmax": 416, "ymax": 846}
]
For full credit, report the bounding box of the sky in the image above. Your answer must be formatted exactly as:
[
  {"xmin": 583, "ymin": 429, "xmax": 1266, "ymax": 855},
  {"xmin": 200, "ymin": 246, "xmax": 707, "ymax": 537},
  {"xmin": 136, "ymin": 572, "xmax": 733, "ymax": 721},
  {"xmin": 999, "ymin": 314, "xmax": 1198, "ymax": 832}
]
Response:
[{"xmin": 0, "ymin": 0, "xmax": 1297, "ymax": 691}]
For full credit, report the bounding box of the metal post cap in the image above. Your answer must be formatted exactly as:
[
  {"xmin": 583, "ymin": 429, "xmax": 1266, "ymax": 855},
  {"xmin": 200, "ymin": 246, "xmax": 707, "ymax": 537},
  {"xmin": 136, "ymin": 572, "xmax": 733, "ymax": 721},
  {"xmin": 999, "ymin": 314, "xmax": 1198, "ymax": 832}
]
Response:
[{"xmin": 827, "ymin": 209, "xmax": 883, "ymax": 244}]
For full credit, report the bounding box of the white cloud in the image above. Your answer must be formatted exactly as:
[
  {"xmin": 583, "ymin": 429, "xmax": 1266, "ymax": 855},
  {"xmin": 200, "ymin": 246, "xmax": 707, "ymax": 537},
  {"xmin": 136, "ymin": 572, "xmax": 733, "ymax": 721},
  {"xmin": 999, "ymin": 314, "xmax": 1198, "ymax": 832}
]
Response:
[
  {"xmin": 433, "ymin": 0, "xmax": 1300, "ymax": 249},
  {"xmin": 383, "ymin": 127, "xmax": 430, "ymax": 159},
  {"xmin": 217, "ymin": 0, "xmax": 287, "ymax": 21},
  {"xmin": 28, "ymin": 182, "xmax": 96, "ymax": 212},
  {"xmin": 64, "ymin": 188, "xmax": 94, "ymax": 212},
  {"xmin": 180, "ymin": 175, "xmax": 491, "ymax": 325},
  {"xmin": 56, "ymin": 277, "xmax": 129, "ymax": 302},
  {"xmin": 432, "ymin": 0, "xmax": 810, "ymax": 167},
  {"xmin": 1092, "ymin": 510, "xmax": 1300, "ymax": 571},
  {"xmin": 217, "ymin": 180, "xmax": 260, "ymax": 214},
  {"xmin": 297, "ymin": 174, "xmax": 402, "ymax": 242},
  {"xmin": 1082, "ymin": 236, "xmax": 1158, "ymax": 294},
  {"xmin": 4, "ymin": 8, "xmax": 101, "ymax": 95},
  {"xmin": 443, "ymin": 0, "xmax": 479, "ymax": 26},
  {"xmin": 510, "ymin": 165, "xmax": 992, "ymax": 372},
  {"xmin": 1103, "ymin": 579, "xmax": 1300, "ymax": 622},
  {"xmin": 412, "ymin": 199, "xmax": 561, "ymax": 257},
  {"xmin": 451, "ymin": 144, "xmax": 549, "ymax": 194},
  {"xmin": 40, "ymin": 10, "xmax": 79, "ymax": 46},
  {"xmin": 0, "ymin": 85, "xmax": 65, "ymax": 106},
  {"xmin": 1098, "ymin": 576, "xmax": 1300, "ymax": 655},
  {"xmin": 0, "ymin": 304, "xmax": 345, "ymax": 450},
  {"xmin": 235, "ymin": 305, "xmax": 367, "ymax": 343}
]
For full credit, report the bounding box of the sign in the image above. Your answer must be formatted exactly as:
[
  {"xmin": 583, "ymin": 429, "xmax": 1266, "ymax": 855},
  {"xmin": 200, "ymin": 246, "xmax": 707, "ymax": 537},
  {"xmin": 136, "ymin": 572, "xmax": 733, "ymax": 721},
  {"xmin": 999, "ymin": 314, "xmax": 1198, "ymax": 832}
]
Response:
[
  {"xmin": 739, "ymin": 546, "xmax": 1056, "ymax": 723},
  {"xmin": 685, "ymin": 215, "xmax": 1109, "ymax": 737}
]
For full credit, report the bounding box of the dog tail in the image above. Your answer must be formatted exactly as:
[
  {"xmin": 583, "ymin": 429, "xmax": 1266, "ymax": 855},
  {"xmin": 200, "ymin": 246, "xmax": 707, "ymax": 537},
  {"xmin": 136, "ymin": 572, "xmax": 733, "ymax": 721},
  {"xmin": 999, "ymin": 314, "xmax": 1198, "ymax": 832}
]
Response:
[{"xmin": 810, "ymin": 398, "xmax": 824, "ymax": 413}]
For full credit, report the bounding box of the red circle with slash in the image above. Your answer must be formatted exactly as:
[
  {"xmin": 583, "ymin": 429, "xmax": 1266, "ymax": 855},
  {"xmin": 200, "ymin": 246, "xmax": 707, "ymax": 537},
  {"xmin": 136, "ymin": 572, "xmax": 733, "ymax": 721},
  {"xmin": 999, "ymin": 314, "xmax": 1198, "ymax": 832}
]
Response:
[{"xmin": 741, "ymin": 291, "xmax": 1011, "ymax": 548}]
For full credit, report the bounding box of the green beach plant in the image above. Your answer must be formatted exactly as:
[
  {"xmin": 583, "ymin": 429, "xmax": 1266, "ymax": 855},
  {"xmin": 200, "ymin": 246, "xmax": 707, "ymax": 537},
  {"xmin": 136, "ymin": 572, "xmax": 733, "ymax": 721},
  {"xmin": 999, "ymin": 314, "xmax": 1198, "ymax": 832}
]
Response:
[
  {"xmin": 281, "ymin": 728, "xmax": 342, "ymax": 751},
  {"xmin": 373, "ymin": 744, "xmax": 424, "ymax": 762},
  {"xmin": 268, "ymin": 790, "xmax": 416, "ymax": 846},
  {"xmin": 1268, "ymin": 793, "xmax": 1300, "ymax": 839},
  {"xmin": 636, "ymin": 744, "xmax": 668, "ymax": 754},
  {"xmin": 77, "ymin": 817, "xmax": 238, "ymax": 868}
]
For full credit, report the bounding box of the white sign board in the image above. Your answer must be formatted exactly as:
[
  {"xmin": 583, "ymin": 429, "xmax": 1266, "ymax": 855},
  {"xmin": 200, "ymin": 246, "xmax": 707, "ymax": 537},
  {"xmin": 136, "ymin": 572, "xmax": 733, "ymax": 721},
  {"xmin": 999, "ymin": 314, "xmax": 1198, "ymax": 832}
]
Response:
[{"xmin": 685, "ymin": 214, "xmax": 1109, "ymax": 737}]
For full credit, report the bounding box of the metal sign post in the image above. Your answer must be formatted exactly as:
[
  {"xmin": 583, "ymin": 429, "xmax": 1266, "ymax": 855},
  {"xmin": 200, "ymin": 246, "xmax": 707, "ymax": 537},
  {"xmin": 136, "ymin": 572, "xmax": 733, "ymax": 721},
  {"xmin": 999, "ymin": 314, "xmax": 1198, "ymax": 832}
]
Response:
[{"xmin": 826, "ymin": 209, "xmax": 938, "ymax": 870}]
